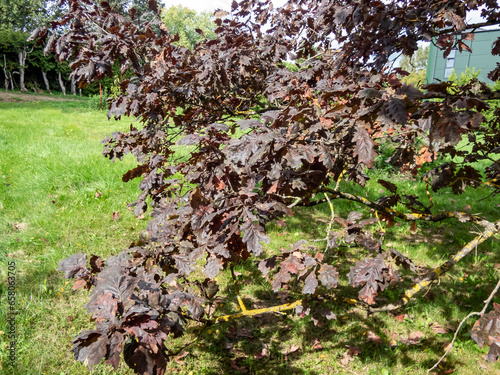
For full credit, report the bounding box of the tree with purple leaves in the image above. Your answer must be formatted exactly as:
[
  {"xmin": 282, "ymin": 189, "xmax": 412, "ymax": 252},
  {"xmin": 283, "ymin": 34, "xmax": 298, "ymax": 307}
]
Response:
[{"xmin": 30, "ymin": 0, "xmax": 500, "ymax": 373}]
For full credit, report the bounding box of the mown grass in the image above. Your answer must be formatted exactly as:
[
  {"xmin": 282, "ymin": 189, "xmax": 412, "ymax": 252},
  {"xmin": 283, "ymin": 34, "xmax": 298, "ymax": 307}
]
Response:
[{"xmin": 0, "ymin": 95, "xmax": 499, "ymax": 375}]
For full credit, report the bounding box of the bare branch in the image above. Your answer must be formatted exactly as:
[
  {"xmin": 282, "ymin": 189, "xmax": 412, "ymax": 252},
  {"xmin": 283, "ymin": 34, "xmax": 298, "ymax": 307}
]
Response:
[
  {"xmin": 369, "ymin": 219, "xmax": 500, "ymax": 313},
  {"xmin": 427, "ymin": 277, "xmax": 500, "ymax": 373}
]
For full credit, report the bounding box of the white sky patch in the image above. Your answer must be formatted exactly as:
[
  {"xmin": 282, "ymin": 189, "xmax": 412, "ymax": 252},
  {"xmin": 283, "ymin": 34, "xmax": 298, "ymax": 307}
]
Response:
[{"xmin": 162, "ymin": 0, "xmax": 288, "ymax": 13}]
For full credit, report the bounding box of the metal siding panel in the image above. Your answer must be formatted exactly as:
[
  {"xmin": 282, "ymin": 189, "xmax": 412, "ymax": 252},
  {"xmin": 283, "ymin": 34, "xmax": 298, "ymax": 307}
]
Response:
[{"xmin": 426, "ymin": 29, "xmax": 500, "ymax": 83}]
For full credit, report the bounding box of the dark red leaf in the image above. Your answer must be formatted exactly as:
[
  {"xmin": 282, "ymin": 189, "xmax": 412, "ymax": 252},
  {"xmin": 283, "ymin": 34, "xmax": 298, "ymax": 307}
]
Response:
[
  {"xmin": 302, "ymin": 269, "xmax": 318, "ymax": 294},
  {"xmin": 353, "ymin": 125, "xmax": 377, "ymax": 168},
  {"xmin": 57, "ymin": 252, "xmax": 87, "ymax": 279}
]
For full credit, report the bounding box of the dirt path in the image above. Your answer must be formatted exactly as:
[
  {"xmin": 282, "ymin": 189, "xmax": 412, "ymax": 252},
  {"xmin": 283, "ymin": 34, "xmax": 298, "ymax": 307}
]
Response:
[{"xmin": 0, "ymin": 91, "xmax": 86, "ymax": 103}]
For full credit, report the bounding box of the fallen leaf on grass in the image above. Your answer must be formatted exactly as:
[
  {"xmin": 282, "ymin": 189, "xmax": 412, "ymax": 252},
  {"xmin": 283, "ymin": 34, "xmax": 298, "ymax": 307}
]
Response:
[
  {"xmin": 95, "ymin": 190, "xmax": 102, "ymax": 198},
  {"xmin": 479, "ymin": 363, "xmax": 487, "ymax": 369},
  {"xmin": 347, "ymin": 345, "xmax": 361, "ymax": 356},
  {"xmin": 400, "ymin": 331, "xmax": 424, "ymax": 345},
  {"xmin": 430, "ymin": 322, "xmax": 448, "ymax": 334},
  {"xmin": 339, "ymin": 351, "xmax": 353, "ymax": 366},
  {"xmin": 282, "ymin": 344, "xmax": 300, "ymax": 356},
  {"xmin": 254, "ymin": 343, "xmax": 269, "ymax": 359},
  {"xmin": 72, "ymin": 279, "xmax": 86, "ymax": 290},
  {"xmin": 339, "ymin": 346, "xmax": 360, "ymax": 366},
  {"xmin": 393, "ymin": 314, "xmax": 409, "ymax": 322},
  {"xmin": 112, "ymin": 211, "xmax": 120, "ymax": 221},
  {"xmin": 384, "ymin": 329, "xmax": 399, "ymax": 347},
  {"xmin": 312, "ymin": 338, "xmax": 323, "ymax": 350},
  {"xmin": 366, "ymin": 330, "xmax": 382, "ymax": 343}
]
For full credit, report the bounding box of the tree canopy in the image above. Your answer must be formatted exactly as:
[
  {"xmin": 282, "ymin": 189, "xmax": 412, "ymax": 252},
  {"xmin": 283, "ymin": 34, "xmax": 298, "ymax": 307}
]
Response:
[
  {"xmin": 31, "ymin": 0, "xmax": 500, "ymax": 373},
  {"xmin": 161, "ymin": 5, "xmax": 216, "ymax": 49},
  {"xmin": 399, "ymin": 45, "xmax": 429, "ymax": 86}
]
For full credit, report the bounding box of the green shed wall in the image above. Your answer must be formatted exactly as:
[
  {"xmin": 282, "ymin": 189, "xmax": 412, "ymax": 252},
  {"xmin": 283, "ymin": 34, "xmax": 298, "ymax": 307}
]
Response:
[{"xmin": 426, "ymin": 29, "xmax": 500, "ymax": 84}]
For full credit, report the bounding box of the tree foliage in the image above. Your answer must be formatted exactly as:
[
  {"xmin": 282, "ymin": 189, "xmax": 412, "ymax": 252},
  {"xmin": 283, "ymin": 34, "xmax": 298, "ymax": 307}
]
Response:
[
  {"xmin": 161, "ymin": 5, "xmax": 216, "ymax": 49},
  {"xmin": 399, "ymin": 45, "xmax": 429, "ymax": 87},
  {"xmin": 31, "ymin": 0, "xmax": 500, "ymax": 373}
]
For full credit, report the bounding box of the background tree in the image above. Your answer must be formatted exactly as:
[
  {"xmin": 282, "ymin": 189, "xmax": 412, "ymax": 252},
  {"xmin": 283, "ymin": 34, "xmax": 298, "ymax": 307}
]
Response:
[
  {"xmin": 0, "ymin": 0, "xmax": 48, "ymax": 91},
  {"xmin": 399, "ymin": 45, "xmax": 429, "ymax": 87},
  {"xmin": 29, "ymin": 46, "xmax": 56, "ymax": 93},
  {"xmin": 34, "ymin": 0, "xmax": 500, "ymax": 373},
  {"xmin": 161, "ymin": 5, "xmax": 216, "ymax": 49}
]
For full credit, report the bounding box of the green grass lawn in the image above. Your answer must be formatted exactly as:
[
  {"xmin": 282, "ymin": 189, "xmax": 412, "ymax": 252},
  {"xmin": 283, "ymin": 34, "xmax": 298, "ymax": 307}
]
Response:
[{"xmin": 0, "ymin": 94, "xmax": 499, "ymax": 375}]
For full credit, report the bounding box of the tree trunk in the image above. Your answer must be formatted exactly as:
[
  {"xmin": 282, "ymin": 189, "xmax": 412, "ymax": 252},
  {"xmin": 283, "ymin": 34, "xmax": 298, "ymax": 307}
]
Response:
[
  {"xmin": 18, "ymin": 47, "xmax": 27, "ymax": 92},
  {"xmin": 58, "ymin": 72, "xmax": 66, "ymax": 95},
  {"xmin": 11, "ymin": 71, "xmax": 18, "ymax": 90},
  {"xmin": 41, "ymin": 71, "xmax": 52, "ymax": 94},
  {"xmin": 3, "ymin": 54, "xmax": 9, "ymax": 91},
  {"xmin": 70, "ymin": 76, "xmax": 76, "ymax": 95},
  {"xmin": 9, "ymin": 72, "xmax": 14, "ymax": 90}
]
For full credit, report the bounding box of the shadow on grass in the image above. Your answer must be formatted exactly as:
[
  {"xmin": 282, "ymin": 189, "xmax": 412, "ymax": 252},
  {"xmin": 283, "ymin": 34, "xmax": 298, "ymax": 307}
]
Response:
[{"xmin": 175, "ymin": 194, "xmax": 500, "ymax": 375}]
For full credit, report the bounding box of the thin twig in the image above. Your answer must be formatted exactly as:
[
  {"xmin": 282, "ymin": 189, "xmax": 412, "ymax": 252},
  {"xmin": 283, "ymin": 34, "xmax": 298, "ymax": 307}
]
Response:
[
  {"xmin": 324, "ymin": 192, "xmax": 335, "ymax": 236},
  {"xmin": 427, "ymin": 277, "xmax": 500, "ymax": 373}
]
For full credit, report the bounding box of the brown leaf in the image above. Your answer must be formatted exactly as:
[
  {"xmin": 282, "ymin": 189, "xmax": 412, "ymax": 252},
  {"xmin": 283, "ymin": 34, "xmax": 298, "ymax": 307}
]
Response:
[
  {"xmin": 353, "ymin": 125, "xmax": 377, "ymax": 168},
  {"xmin": 95, "ymin": 190, "xmax": 102, "ymax": 198},
  {"xmin": 254, "ymin": 343, "xmax": 269, "ymax": 359},
  {"xmin": 282, "ymin": 344, "xmax": 300, "ymax": 355},
  {"xmin": 430, "ymin": 322, "xmax": 448, "ymax": 334},
  {"xmin": 400, "ymin": 331, "xmax": 424, "ymax": 345},
  {"xmin": 111, "ymin": 211, "xmax": 120, "ymax": 221},
  {"xmin": 366, "ymin": 330, "xmax": 382, "ymax": 343},
  {"xmin": 347, "ymin": 345, "xmax": 361, "ymax": 356},
  {"xmin": 339, "ymin": 350, "xmax": 355, "ymax": 366},
  {"xmin": 312, "ymin": 338, "xmax": 323, "ymax": 350},
  {"xmin": 393, "ymin": 314, "xmax": 408, "ymax": 322},
  {"xmin": 267, "ymin": 181, "xmax": 279, "ymax": 194},
  {"xmin": 72, "ymin": 279, "xmax": 87, "ymax": 290},
  {"xmin": 339, "ymin": 352, "xmax": 351, "ymax": 366}
]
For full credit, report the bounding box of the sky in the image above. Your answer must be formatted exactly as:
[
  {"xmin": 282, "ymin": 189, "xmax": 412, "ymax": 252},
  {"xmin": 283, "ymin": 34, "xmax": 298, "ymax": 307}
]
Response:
[{"xmin": 163, "ymin": 0, "xmax": 287, "ymax": 13}]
